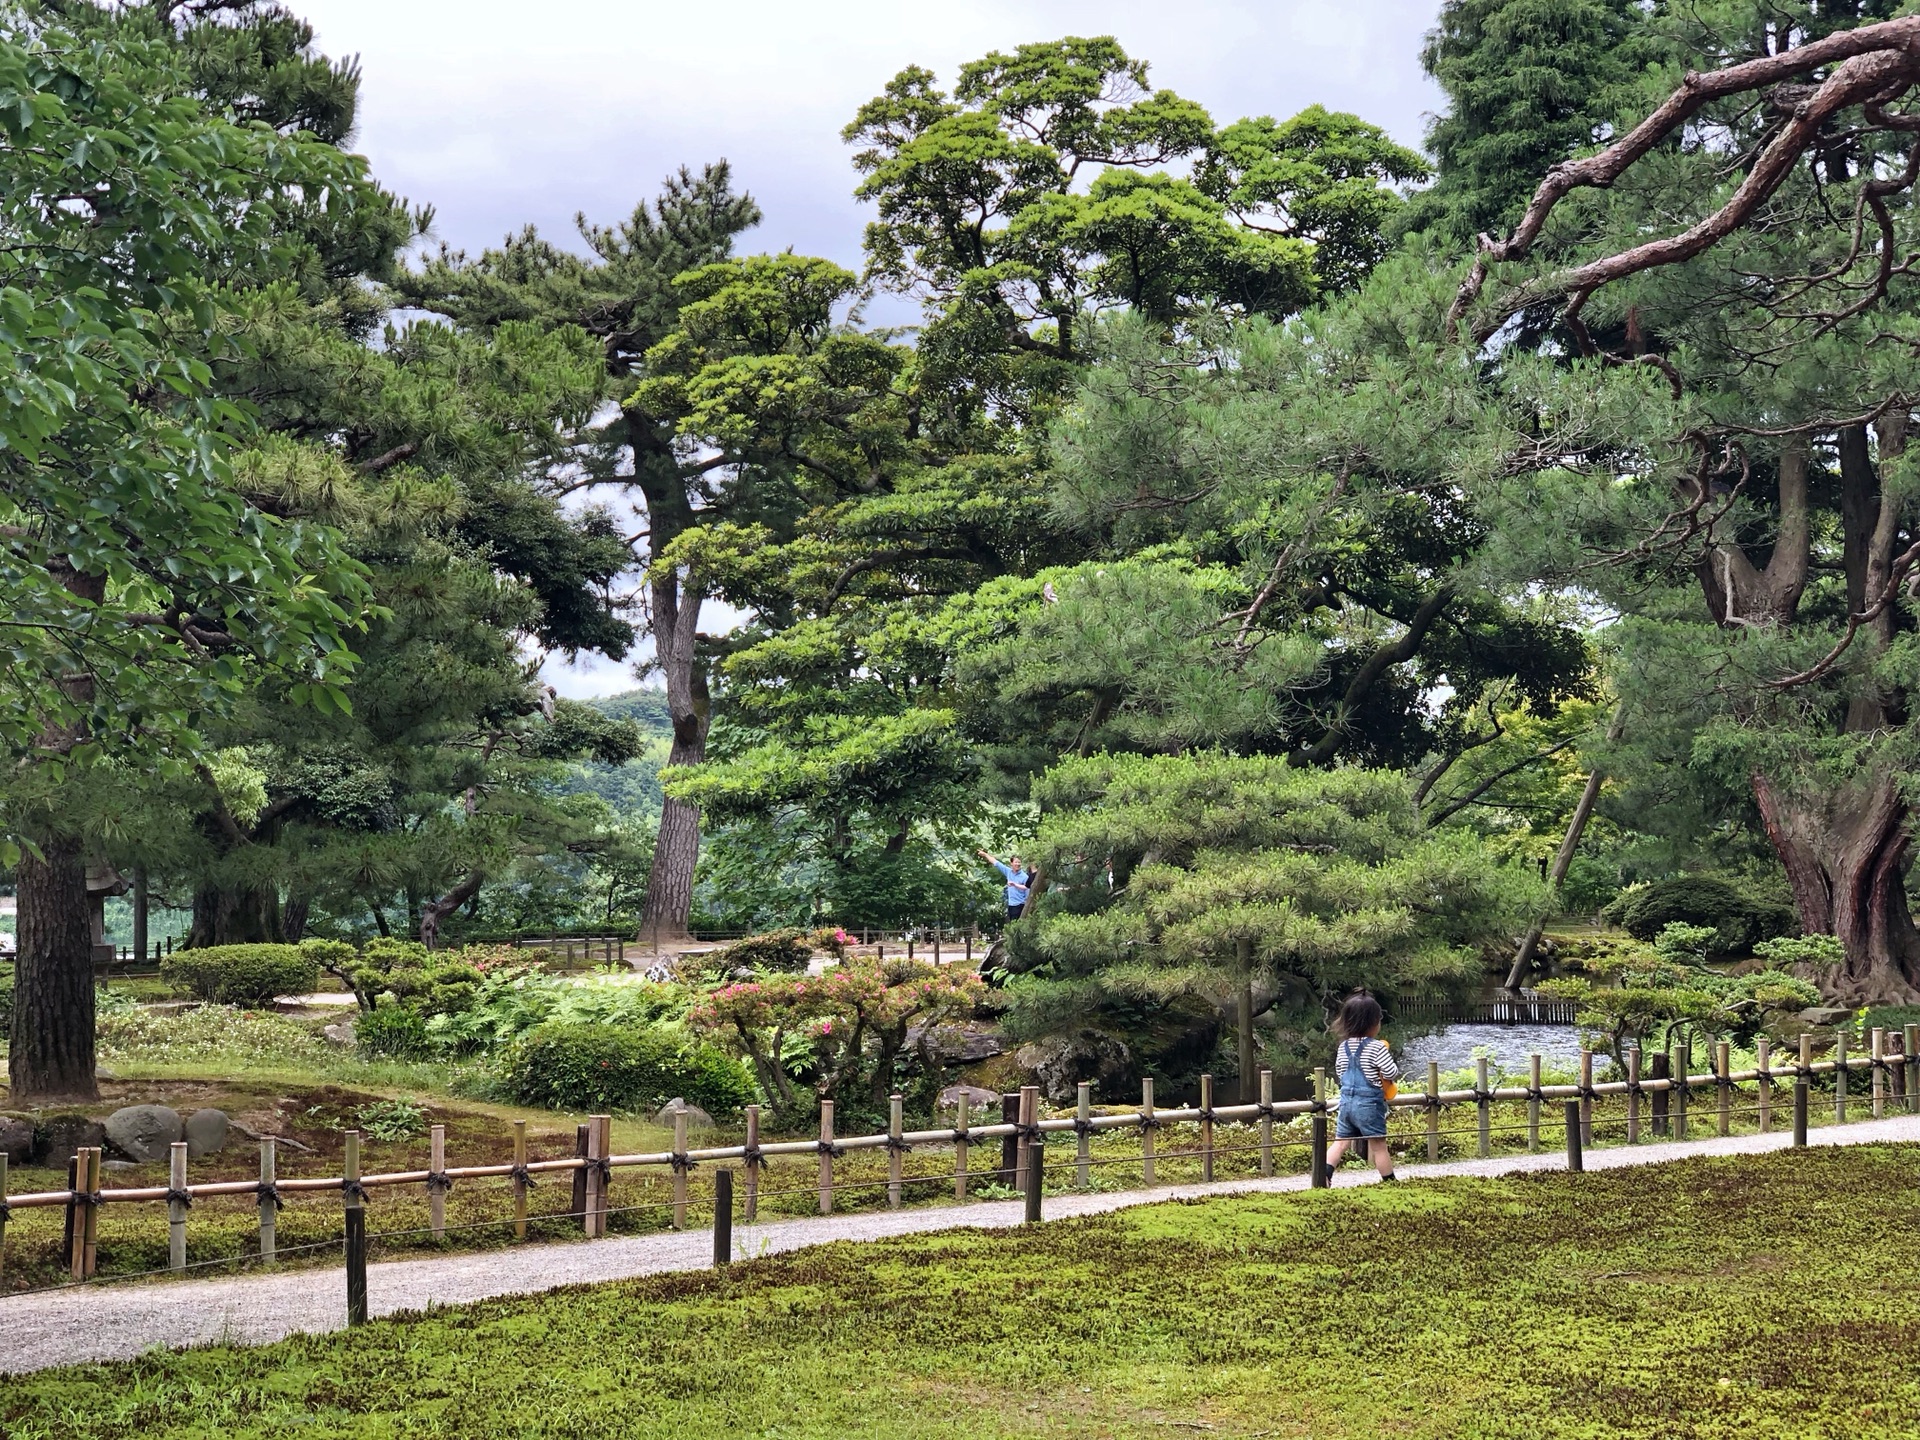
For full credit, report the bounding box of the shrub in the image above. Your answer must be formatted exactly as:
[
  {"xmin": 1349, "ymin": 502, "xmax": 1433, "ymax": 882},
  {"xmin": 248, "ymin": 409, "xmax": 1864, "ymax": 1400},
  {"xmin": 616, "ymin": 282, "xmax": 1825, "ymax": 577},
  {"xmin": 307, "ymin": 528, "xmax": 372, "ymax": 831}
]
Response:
[
  {"xmin": 95, "ymin": 1004, "xmax": 326, "ymax": 1065},
  {"xmin": 713, "ymin": 929, "xmax": 816, "ymax": 974},
  {"xmin": 1602, "ymin": 875, "xmax": 1796, "ymax": 955},
  {"xmin": 354, "ymin": 1098, "xmax": 428, "ymax": 1142},
  {"xmin": 355, "ymin": 1005, "xmax": 433, "ymax": 1060},
  {"xmin": 160, "ymin": 944, "xmax": 320, "ymax": 1004},
  {"xmin": 501, "ymin": 1022, "xmax": 753, "ymax": 1116}
]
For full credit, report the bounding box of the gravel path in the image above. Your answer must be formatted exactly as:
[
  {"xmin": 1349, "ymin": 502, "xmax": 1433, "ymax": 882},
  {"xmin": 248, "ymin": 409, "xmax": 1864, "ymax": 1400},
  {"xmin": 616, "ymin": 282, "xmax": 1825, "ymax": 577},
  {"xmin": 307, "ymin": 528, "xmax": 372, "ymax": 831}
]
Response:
[{"xmin": 6, "ymin": 1113, "xmax": 1917, "ymax": 1376}]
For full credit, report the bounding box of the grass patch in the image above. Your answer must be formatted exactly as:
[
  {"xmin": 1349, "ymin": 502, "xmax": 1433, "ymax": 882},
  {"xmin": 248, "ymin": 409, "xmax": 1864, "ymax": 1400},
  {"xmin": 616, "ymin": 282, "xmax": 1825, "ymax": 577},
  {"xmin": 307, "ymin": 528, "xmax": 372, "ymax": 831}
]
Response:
[{"xmin": 7, "ymin": 1146, "xmax": 1920, "ymax": 1437}]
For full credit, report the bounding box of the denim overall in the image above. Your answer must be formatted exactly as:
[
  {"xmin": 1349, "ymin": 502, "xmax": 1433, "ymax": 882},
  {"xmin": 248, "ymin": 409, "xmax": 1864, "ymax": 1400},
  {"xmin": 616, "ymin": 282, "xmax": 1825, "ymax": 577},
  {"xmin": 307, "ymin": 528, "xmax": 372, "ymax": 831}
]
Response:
[{"xmin": 1335, "ymin": 1038, "xmax": 1388, "ymax": 1139}]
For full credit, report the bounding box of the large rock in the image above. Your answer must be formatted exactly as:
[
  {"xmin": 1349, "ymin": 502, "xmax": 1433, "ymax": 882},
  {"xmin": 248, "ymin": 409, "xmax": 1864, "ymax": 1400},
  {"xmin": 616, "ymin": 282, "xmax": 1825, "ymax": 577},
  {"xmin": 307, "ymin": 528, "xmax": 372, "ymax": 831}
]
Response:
[
  {"xmin": 321, "ymin": 1016, "xmax": 356, "ymax": 1048},
  {"xmin": 653, "ymin": 1097, "xmax": 715, "ymax": 1130},
  {"xmin": 0, "ymin": 1116, "xmax": 33, "ymax": 1164},
  {"xmin": 938, "ymin": 1084, "xmax": 1001, "ymax": 1112},
  {"xmin": 34, "ymin": 1114, "xmax": 106, "ymax": 1164},
  {"xmin": 183, "ymin": 1108, "xmax": 230, "ymax": 1159},
  {"xmin": 103, "ymin": 1104, "xmax": 183, "ymax": 1163}
]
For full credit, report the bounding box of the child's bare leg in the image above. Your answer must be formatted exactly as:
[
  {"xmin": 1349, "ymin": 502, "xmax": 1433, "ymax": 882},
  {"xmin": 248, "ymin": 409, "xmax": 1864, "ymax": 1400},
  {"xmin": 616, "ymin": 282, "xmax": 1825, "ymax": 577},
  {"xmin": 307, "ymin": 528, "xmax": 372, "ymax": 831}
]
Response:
[
  {"xmin": 1325, "ymin": 1138, "xmax": 1350, "ymax": 1170},
  {"xmin": 1371, "ymin": 1137, "xmax": 1394, "ymax": 1178}
]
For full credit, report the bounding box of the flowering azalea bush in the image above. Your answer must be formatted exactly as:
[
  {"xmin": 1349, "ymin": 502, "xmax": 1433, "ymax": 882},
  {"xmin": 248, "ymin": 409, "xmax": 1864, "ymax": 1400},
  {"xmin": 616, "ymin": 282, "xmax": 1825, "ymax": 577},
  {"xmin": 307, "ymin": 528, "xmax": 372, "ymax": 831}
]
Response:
[{"xmin": 686, "ymin": 957, "xmax": 985, "ymax": 1114}]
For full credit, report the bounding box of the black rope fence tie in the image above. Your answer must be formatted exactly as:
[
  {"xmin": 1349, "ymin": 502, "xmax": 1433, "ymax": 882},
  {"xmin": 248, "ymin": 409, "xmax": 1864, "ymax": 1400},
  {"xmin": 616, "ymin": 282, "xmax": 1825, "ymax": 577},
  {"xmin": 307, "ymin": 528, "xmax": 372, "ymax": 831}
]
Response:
[
  {"xmin": 814, "ymin": 1138, "xmax": 845, "ymax": 1158},
  {"xmin": 1014, "ymin": 1122, "xmax": 1042, "ymax": 1144},
  {"xmin": 1136, "ymin": 1114, "xmax": 1164, "ymax": 1131},
  {"xmin": 424, "ymin": 1172, "xmax": 454, "ymax": 1194},
  {"xmin": 507, "ymin": 1165, "xmax": 539, "ymax": 1188},
  {"xmin": 0, "ymin": 1196, "xmax": 9, "ymax": 1224},
  {"xmin": 164, "ymin": 1187, "xmax": 193, "ymax": 1210},
  {"xmin": 739, "ymin": 1145, "xmax": 763, "ymax": 1166},
  {"xmin": 668, "ymin": 1153, "xmax": 699, "ymax": 1174},
  {"xmin": 1071, "ymin": 1117, "xmax": 1098, "ymax": 1136},
  {"xmin": 254, "ymin": 1180, "xmax": 284, "ymax": 1210},
  {"xmin": 1255, "ymin": 1100, "xmax": 1278, "ymax": 1118},
  {"xmin": 587, "ymin": 1157, "xmax": 613, "ymax": 1182},
  {"xmin": 340, "ymin": 1178, "xmax": 369, "ymax": 1204},
  {"xmin": 881, "ymin": 1135, "xmax": 914, "ymax": 1155}
]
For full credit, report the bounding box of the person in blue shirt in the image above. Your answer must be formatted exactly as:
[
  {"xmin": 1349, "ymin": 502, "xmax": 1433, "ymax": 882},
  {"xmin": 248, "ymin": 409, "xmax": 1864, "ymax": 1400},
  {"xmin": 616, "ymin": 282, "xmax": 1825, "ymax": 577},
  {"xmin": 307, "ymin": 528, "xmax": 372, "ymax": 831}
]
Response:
[{"xmin": 976, "ymin": 849, "xmax": 1032, "ymax": 920}]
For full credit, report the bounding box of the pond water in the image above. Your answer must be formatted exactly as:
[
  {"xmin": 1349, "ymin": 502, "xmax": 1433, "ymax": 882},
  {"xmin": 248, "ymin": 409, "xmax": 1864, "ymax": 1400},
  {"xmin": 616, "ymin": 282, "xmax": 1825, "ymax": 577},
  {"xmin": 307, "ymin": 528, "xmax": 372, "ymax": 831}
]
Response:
[{"xmin": 1396, "ymin": 1021, "xmax": 1612, "ymax": 1078}]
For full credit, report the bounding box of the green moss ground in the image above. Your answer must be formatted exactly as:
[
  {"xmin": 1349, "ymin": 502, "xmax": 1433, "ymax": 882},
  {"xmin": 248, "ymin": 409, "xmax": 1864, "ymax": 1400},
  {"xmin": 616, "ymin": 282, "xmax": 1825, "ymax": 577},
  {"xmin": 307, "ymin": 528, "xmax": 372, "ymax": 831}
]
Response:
[{"xmin": 8, "ymin": 1145, "xmax": 1920, "ymax": 1438}]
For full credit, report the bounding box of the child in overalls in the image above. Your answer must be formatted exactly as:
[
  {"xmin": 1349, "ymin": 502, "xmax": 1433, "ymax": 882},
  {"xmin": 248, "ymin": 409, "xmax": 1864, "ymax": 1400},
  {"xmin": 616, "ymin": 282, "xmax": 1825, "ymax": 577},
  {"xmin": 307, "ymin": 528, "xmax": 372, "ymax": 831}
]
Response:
[{"xmin": 1325, "ymin": 991, "xmax": 1399, "ymax": 1183}]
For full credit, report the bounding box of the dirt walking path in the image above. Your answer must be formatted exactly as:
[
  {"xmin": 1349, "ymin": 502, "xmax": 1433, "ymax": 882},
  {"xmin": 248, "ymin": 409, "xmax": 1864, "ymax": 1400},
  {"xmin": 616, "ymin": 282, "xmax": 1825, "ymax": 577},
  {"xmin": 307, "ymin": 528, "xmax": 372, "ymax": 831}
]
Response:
[{"xmin": 6, "ymin": 1113, "xmax": 1917, "ymax": 1375}]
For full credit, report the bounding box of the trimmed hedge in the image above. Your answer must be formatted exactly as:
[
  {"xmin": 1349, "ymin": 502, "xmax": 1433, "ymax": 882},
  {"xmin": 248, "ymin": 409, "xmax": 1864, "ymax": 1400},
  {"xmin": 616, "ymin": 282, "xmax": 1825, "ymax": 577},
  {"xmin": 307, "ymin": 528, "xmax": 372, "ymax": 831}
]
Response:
[
  {"xmin": 502, "ymin": 1022, "xmax": 754, "ymax": 1116},
  {"xmin": 355, "ymin": 1005, "xmax": 432, "ymax": 1060},
  {"xmin": 160, "ymin": 944, "xmax": 320, "ymax": 1004},
  {"xmin": 1603, "ymin": 875, "xmax": 1796, "ymax": 955}
]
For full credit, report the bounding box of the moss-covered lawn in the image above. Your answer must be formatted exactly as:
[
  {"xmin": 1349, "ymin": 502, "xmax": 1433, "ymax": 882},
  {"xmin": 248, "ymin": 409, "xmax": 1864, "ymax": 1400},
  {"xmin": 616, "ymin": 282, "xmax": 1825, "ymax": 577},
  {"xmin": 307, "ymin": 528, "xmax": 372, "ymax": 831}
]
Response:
[{"xmin": 8, "ymin": 1146, "xmax": 1920, "ymax": 1438}]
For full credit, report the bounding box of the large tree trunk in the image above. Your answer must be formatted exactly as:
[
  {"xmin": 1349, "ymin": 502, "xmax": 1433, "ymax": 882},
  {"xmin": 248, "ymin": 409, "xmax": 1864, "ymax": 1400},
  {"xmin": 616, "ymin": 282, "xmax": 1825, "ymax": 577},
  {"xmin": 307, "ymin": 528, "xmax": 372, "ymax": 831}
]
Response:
[
  {"xmin": 10, "ymin": 832, "xmax": 99, "ymax": 1103},
  {"xmin": 187, "ymin": 883, "xmax": 281, "ymax": 948},
  {"xmin": 639, "ymin": 558, "xmax": 710, "ymax": 946},
  {"xmin": 1752, "ymin": 769, "xmax": 1920, "ymax": 1003}
]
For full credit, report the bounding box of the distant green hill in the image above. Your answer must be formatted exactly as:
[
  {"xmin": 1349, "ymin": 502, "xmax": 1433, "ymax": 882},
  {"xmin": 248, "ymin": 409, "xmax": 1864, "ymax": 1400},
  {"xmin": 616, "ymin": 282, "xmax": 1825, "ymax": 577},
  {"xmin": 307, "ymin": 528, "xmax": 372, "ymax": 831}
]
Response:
[{"xmin": 559, "ymin": 689, "xmax": 673, "ymax": 821}]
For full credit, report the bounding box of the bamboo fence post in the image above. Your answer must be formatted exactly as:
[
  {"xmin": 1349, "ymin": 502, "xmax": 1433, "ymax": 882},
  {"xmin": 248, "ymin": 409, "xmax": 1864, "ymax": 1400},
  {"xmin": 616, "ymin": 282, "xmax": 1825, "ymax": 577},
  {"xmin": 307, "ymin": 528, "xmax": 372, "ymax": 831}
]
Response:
[
  {"xmin": 429, "ymin": 1124, "xmax": 447, "ymax": 1240},
  {"xmin": 570, "ymin": 1122, "xmax": 589, "ymax": 1230},
  {"xmin": 1020, "ymin": 1086, "xmax": 1043, "ymax": 1223},
  {"xmin": 1199, "ymin": 1073, "xmax": 1215, "ymax": 1183},
  {"xmin": 713, "ymin": 1168, "xmax": 732, "ymax": 1267},
  {"xmin": 1579, "ymin": 1048, "xmax": 1594, "ymax": 1147},
  {"xmin": 344, "ymin": 1130, "xmax": 367, "ymax": 1326},
  {"xmin": 1793, "ymin": 1077, "xmax": 1809, "ymax": 1146},
  {"xmin": 672, "ymin": 1108, "xmax": 690, "ymax": 1230},
  {"xmin": 1475, "ymin": 1057, "xmax": 1491, "ymax": 1159},
  {"xmin": 1259, "ymin": 1069, "xmax": 1275, "ymax": 1176},
  {"xmin": 1674, "ymin": 1040, "xmax": 1690, "ymax": 1141},
  {"xmin": 1728, "ymin": 1044, "xmax": 1743, "ymax": 1144},
  {"xmin": 1872, "ymin": 1027, "xmax": 1886, "ymax": 1119},
  {"xmin": 1564, "ymin": 1100, "xmax": 1583, "ymax": 1172},
  {"xmin": 0, "ymin": 1152, "xmax": 8, "ymax": 1282},
  {"xmin": 1756, "ymin": 1038, "xmax": 1772, "ymax": 1134},
  {"xmin": 1626, "ymin": 1045, "xmax": 1641, "ymax": 1144},
  {"xmin": 512, "ymin": 1121, "xmax": 528, "ymax": 1241},
  {"xmin": 81, "ymin": 1148, "xmax": 100, "ymax": 1280},
  {"xmin": 999, "ymin": 1093, "xmax": 1021, "ymax": 1187},
  {"xmin": 1835, "ymin": 1029, "xmax": 1849, "ymax": 1125},
  {"xmin": 1651, "ymin": 1050, "xmax": 1670, "ymax": 1136},
  {"xmin": 1527, "ymin": 1052, "xmax": 1542, "ymax": 1152},
  {"xmin": 1799, "ymin": 1033, "xmax": 1814, "ymax": 1134},
  {"xmin": 887, "ymin": 1093, "xmax": 905, "ymax": 1210},
  {"xmin": 1076, "ymin": 1081, "xmax": 1093, "ymax": 1188},
  {"xmin": 1141, "ymin": 1077, "xmax": 1157, "ymax": 1186},
  {"xmin": 817, "ymin": 1099, "xmax": 835, "ymax": 1215},
  {"xmin": 168, "ymin": 1141, "xmax": 189, "ymax": 1272},
  {"xmin": 1425, "ymin": 1061, "xmax": 1440, "ymax": 1162},
  {"xmin": 744, "ymin": 1105, "xmax": 761, "ymax": 1222},
  {"xmin": 63, "ymin": 1155, "xmax": 78, "ymax": 1281},
  {"xmin": 954, "ymin": 1093, "xmax": 970, "ymax": 1202},
  {"xmin": 258, "ymin": 1138, "xmax": 277, "ymax": 1260},
  {"xmin": 1907, "ymin": 1025, "xmax": 1920, "ymax": 1113},
  {"xmin": 587, "ymin": 1114, "xmax": 610, "ymax": 1238},
  {"xmin": 1311, "ymin": 1105, "xmax": 1329, "ymax": 1188}
]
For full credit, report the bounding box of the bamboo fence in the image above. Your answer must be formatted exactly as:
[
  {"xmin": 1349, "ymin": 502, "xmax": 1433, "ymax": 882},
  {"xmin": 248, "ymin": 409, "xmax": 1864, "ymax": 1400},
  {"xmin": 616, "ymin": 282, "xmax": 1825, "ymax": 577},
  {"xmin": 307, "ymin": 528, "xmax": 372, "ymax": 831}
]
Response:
[{"xmin": 3, "ymin": 1023, "xmax": 1915, "ymax": 1298}]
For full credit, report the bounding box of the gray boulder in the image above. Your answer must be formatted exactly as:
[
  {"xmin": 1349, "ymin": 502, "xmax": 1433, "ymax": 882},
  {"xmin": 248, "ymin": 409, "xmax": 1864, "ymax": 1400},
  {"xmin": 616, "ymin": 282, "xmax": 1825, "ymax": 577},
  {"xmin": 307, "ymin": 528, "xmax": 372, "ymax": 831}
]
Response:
[
  {"xmin": 938, "ymin": 1084, "xmax": 1001, "ymax": 1112},
  {"xmin": 34, "ymin": 1114, "xmax": 106, "ymax": 1164},
  {"xmin": 183, "ymin": 1108, "xmax": 230, "ymax": 1158},
  {"xmin": 653, "ymin": 1097, "xmax": 715, "ymax": 1130},
  {"xmin": 103, "ymin": 1104, "xmax": 183, "ymax": 1163},
  {"xmin": 321, "ymin": 1016, "xmax": 357, "ymax": 1048},
  {"xmin": 0, "ymin": 1116, "xmax": 33, "ymax": 1164}
]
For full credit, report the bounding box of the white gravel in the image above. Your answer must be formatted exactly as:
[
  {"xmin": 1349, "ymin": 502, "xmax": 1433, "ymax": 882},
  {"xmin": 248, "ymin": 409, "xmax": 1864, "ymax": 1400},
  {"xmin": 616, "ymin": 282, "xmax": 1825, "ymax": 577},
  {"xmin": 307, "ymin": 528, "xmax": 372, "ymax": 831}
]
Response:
[{"xmin": 4, "ymin": 1112, "xmax": 1917, "ymax": 1376}]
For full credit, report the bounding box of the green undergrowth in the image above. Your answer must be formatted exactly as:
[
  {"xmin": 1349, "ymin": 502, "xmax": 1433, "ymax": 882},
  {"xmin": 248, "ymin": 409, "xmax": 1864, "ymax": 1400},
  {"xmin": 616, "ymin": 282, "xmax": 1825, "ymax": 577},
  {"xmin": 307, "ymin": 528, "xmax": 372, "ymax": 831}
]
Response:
[{"xmin": 8, "ymin": 1146, "xmax": 1920, "ymax": 1438}]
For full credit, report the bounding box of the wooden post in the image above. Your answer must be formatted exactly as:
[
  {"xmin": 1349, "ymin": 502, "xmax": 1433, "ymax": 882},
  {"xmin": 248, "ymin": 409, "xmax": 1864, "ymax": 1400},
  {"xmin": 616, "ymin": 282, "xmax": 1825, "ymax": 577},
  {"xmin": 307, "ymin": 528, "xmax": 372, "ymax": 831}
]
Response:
[
  {"xmin": 344, "ymin": 1130, "xmax": 367, "ymax": 1326},
  {"xmin": 1578, "ymin": 1048, "xmax": 1594, "ymax": 1148},
  {"xmin": 1835, "ymin": 1029, "xmax": 1849, "ymax": 1125},
  {"xmin": 934, "ymin": 931, "xmax": 941, "ymax": 965},
  {"xmin": 512, "ymin": 1121, "xmax": 528, "ymax": 1241},
  {"xmin": 1650, "ymin": 1050, "xmax": 1670, "ymax": 1137},
  {"xmin": 0, "ymin": 1152, "xmax": 7, "ymax": 1283},
  {"xmin": 587, "ymin": 1114, "xmax": 610, "ymax": 1238},
  {"xmin": 1793, "ymin": 1077, "xmax": 1809, "ymax": 1147},
  {"xmin": 1425, "ymin": 1061, "xmax": 1440, "ymax": 1162},
  {"xmin": 63, "ymin": 1155, "xmax": 78, "ymax": 1281},
  {"xmin": 744, "ymin": 1105, "xmax": 761, "ymax": 1223},
  {"xmin": 966, "ymin": 931, "xmax": 973, "ymax": 964},
  {"xmin": 1199, "ymin": 1073, "xmax": 1215, "ymax": 1183},
  {"xmin": 713, "ymin": 1168, "xmax": 733, "ymax": 1267},
  {"xmin": 1756, "ymin": 1038, "xmax": 1772, "ymax": 1134},
  {"xmin": 1527, "ymin": 1053, "xmax": 1543, "ymax": 1152},
  {"xmin": 817, "ymin": 1099, "xmax": 835, "ymax": 1215},
  {"xmin": 887, "ymin": 1093, "xmax": 905, "ymax": 1210},
  {"xmin": 672, "ymin": 1107, "xmax": 690, "ymax": 1230},
  {"xmin": 1258, "ymin": 1069, "xmax": 1275, "ymax": 1177},
  {"xmin": 571, "ymin": 1122, "xmax": 589, "ymax": 1231},
  {"xmin": 1021, "ymin": 1087, "xmax": 1043, "ymax": 1223},
  {"xmin": 1728, "ymin": 1044, "xmax": 1743, "ymax": 1144},
  {"xmin": 1076, "ymin": 1081, "xmax": 1093, "ymax": 1189},
  {"xmin": 955, "ymin": 1092, "xmax": 971, "ymax": 1202},
  {"xmin": 81, "ymin": 1148, "xmax": 100, "ymax": 1280},
  {"xmin": 429, "ymin": 1124, "xmax": 447, "ymax": 1241},
  {"xmin": 1310, "ymin": 1109, "xmax": 1328, "ymax": 1187},
  {"xmin": 906, "ymin": 936, "xmax": 914, "ymax": 960},
  {"xmin": 1626, "ymin": 1046, "xmax": 1641, "ymax": 1144},
  {"xmin": 1475, "ymin": 1056, "xmax": 1491, "ymax": 1159},
  {"xmin": 1872, "ymin": 1027, "xmax": 1886, "ymax": 1120},
  {"xmin": 168, "ymin": 1141, "xmax": 189, "ymax": 1272},
  {"xmin": 1907, "ymin": 1025, "xmax": 1919, "ymax": 1113},
  {"xmin": 1141, "ymin": 1077, "xmax": 1157, "ymax": 1185},
  {"xmin": 1564, "ymin": 1100, "xmax": 1583, "ymax": 1172},
  {"xmin": 256, "ymin": 1138, "xmax": 278, "ymax": 1260},
  {"xmin": 999, "ymin": 1092, "xmax": 1021, "ymax": 1188},
  {"xmin": 1674, "ymin": 1040, "xmax": 1689, "ymax": 1141}
]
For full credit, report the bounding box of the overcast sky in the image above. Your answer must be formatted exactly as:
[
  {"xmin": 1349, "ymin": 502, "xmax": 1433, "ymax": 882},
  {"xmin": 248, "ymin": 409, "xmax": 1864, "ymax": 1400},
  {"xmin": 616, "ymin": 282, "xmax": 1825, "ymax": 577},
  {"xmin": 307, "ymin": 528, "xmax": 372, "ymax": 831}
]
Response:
[{"xmin": 292, "ymin": 0, "xmax": 1446, "ymax": 697}]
